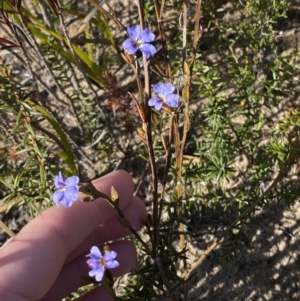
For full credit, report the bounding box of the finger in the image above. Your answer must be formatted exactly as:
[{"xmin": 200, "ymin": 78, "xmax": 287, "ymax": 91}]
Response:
[
  {"xmin": 39, "ymin": 240, "xmax": 136, "ymax": 301},
  {"xmin": 41, "ymin": 196, "xmax": 147, "ymax": 300},
  {"xmin": 0, "ymin": 170, "xmax": 134, "ymax": 301},
  {"xmin": 67, "ymin": 196, "xmax": 147, "ymax": 263}
]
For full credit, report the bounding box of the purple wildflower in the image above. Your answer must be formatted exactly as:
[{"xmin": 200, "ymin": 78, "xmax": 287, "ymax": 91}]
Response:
[
  {"xmin": 87, "ymin": 246, "xmax": 119, "ymax": 282},
  {"xmin": 148, "ymin": 83, "xmax": 180, "ymax": 111},
  {"xmin": 122, "ymin": 25, "xmax": 157, "ymax": 59},
  {"xmin": 52, "ymin": 172, "xmax": 79, "ymax": 208}
]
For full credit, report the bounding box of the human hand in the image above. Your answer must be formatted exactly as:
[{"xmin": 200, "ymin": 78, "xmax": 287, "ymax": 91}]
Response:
[{"xmin": 0, "ymin": 170, "xmax": 147, "ymax": 301}]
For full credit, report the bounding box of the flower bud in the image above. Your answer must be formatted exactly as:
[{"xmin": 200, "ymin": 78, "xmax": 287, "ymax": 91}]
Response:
[
  {"xmin": 111, "ymin": 186, "xmax": 119, "ymax": 205},
  {"xmin": 82, "ymin": 195, "xmax": 94, "ymax": 202}
]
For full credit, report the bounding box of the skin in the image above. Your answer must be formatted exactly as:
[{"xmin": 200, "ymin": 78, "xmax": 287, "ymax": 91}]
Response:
[{"xmin": 0, "ymin": 170, "xmax": 147, "ymax": 301}]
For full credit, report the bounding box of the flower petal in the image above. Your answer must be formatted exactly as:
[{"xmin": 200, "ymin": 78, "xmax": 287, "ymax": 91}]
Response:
[
  {"xmin": 65, "ymin": 175, "xmax": 79, "ymax": 186},
  {"xmin": 89, "ymin": 266, "xmax": 105, "ymax": 282},
  {"xmin": 87, "ymin": 258, "xmax": 99, "ymax": 268},
  {"xmin": 54, "ymin": 171, "xmax": 65, "ymax": 188},
  {"xmin": 149, "ymin": 97, "xmax": 163, "ymax": 110},
  {"xmin": 65, "ymin": 189, "xmax": 78, "ymax": 200},
  {"xmin": 106, "ymin": 260, "xmax": 119, "ymax": 269},
  {"xmin": 104, "ymin": 251, "xmax": 119, "ymax": 269},
  {"xmin": 139, "ymin": 43, "xmax": 157, "ymax": 58},
  {"xmin": 122, "ymin": 39, "xmax": 138, "ymax": 55},
  {"xmin": 165, "ymin": 94, "xmax": 180, "ymax": 108},
  {"xmin": 104, "ymin": 251, "xmax": 117, "ymax": 261},
  {"xmin": 61, "ymin": 196, "xmax": 74, "ymax": 208},
  {"xmin": 95, "ymin": 268, "xmax": 105, "ymax": 282},
  {"xmin": 140, "ymin": 28, "xmax": 155, "ymax": 43},
  {"xmin": 160, "ymin": 83, "xmax": 175, "ymax": 95},
  {"xmin": 90, "ymin": 246, "xmax": 102, "ymax": 258},
  {"xmin": 63, "ymin": 190, "xmax": 78, "ymax": 205},
  {"xmin": 127, "ymin": 25, "xmax": 141, "ymax": 40},
  {"xmin": 148, "ymin": 96, "xmax": 160, "ymax": 107},
  {"xmin": 52, "ymin": 190, "xmax": 64, "ymax": 207},
  {"xmin": 151, "ymin": 84, "xmax": 164, "ymax": 95},
  {"xmin": 154, "ymin": 101, "xmax": 163, "ymax": 111},
  {"xmin": 65, "ymin": 185, "xmax": 78, "ymax": 194},
  {"xmin": 88, "ymin": 267, "xmax": 98, "ymax": 276}
]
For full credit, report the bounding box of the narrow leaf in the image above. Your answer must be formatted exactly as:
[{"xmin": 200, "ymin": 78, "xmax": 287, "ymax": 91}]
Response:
[{"xmin": 26, "ymin": 99, "xmax": 78, "ymax": 175}]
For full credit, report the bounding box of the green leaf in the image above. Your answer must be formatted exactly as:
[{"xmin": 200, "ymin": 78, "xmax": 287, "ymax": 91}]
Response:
[
  {"xmin": 22, "ymin": 7, "xmax": 103, "ymax": 86},
  {"xmin": 25, "ymin": 99, "xmax": 78, "ymax": 175}
]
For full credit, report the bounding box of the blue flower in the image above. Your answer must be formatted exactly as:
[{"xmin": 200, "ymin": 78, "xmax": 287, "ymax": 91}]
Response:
[
  {"xmin": 52, "ymin": 172, "xmax": 79, "ymax": 208},
  {"xmin": 148, "ymin": 83, "xmax": 180, "ymax": 111},
  {"xmin": 87, "ymin": 246, "xmax": 119, "ymax": 282},
  {"xmin": 122, "ymin": 25, "xmax": 157, "ymax": 59}
]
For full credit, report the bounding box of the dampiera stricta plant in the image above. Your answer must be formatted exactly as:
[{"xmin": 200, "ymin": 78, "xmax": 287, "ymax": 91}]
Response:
[
  {"xmin": 1, "ymin": 0, "xmax": 296, "ymax": 300},
  {"xmin": 122, "ymin": 25, "xmax": 157, "ymax": 59},
  {"xmin": 52, "ymin": 172, "xmax": 79, "ymax": 208}
]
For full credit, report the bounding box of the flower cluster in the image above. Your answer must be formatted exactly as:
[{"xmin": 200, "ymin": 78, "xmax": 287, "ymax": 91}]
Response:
[
  {"xmin": 86, "ymin": 246, "xmax": 119, "ymax": 282},
  {"xmin": 122, "ymin": 25, "xmax": 157, "ymax": 59},
  {"xmin": 122, "ymin": 26, "xmax": 180, "ymax": 111},
  {"xmin": 148, "ymin": 83, "xmax": 180, "ymax": 111},
  {"xmin": 52, "ymin": 172, "xmax": 79, "ymax": 208},
  {"xmin": 52, "ymin": 174, "xmax": 119, "ymax": 282}
]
